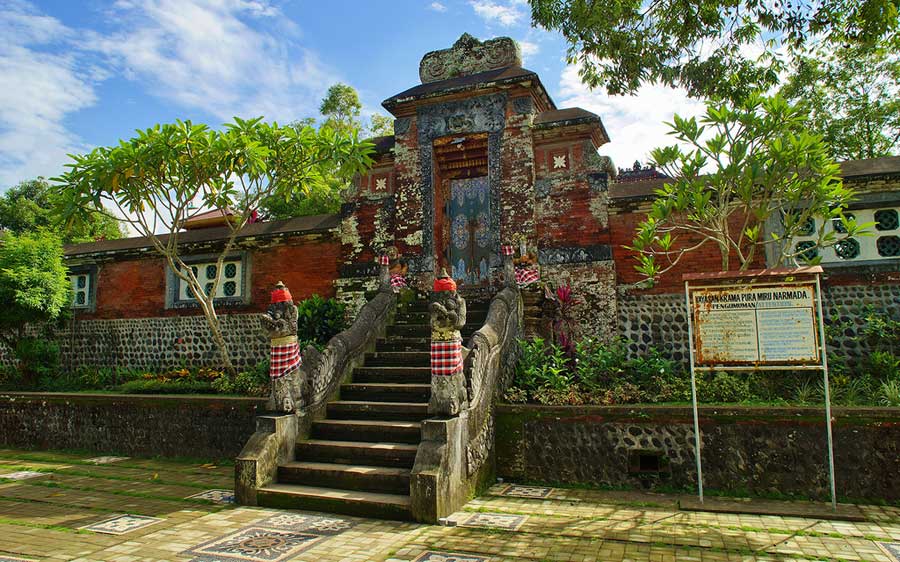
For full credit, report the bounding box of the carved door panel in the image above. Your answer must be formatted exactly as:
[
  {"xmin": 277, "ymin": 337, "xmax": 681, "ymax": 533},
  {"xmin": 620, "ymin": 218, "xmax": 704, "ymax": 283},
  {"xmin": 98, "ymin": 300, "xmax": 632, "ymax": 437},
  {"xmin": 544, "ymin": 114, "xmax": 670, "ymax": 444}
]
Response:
[{"xmin": 448, "ymin": 176, "xmax": 491, "ymax": 286}]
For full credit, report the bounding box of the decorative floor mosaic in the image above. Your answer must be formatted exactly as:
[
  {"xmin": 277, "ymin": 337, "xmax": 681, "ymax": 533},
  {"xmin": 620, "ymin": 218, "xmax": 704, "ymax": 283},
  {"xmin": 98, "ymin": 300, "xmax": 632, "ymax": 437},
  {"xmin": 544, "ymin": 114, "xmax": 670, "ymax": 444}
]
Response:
[
  {"xmin": 497, "ymin": 484, "xmax": 554, "ymax": 499},
  {"xmin": 184, "ymin": 526, "xmax": 322, "ymax": 562},
  {"xmin": 258, "ymin": 512, "xmax": 354, "ymax": 535},
  {"xmin": 461, "ymin": 512, "xmax": 527, "ymax": 531},
  {"xmin": 0, "ymin": 557, "xmax": 38, "ymax": 562},
  {"xmin": 0, "ymin": 471, "xmax": 45, "ymax": 481},
  {"xmin": 187, "ymin": 489, "xmax": 236, "ymax": 503},
  {"xmin": 80, "ymin": 514, "xmax": 164, "ymax": 535},
  {"xmin": 411, "ymin": 552, "xmax": 489, "ymax": 562},
  {"xmin": 878, "ymin": 542, "xmax": 900, "ymax": 561},
  {"xmin": 85, "ymin": 456, "xmax": 130, "ymax": 464}
]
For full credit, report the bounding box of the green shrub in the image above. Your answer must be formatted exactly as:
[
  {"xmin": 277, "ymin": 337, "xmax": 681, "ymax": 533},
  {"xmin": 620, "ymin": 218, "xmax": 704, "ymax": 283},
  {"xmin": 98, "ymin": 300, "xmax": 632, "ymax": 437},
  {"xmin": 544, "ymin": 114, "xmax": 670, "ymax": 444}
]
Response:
[
  {"xmin": 118, "ymin": 379, "xmax": 214, "ymax": 394},
  {"xmin": 880, "ymin": 379, "xmax": 900, "ymax": 407},
  {"xmin": 573, "ymin": 338, "xmax": 627, "ymax": 392},
  {"xmin": 867, "ymin": 351, "xmax": 900, "ymax": 381},
  {"xmin": 13, "ymin": 337, "xmax": 60, "ymax": 388},
  {"xmin": 701, "ymin": 371, "xmax": 752, "ymax": 403},
  {"xmin": 212, "ymin": 362, "xmax": 269, "ymax": 396},
  {"xmin": 296, "ymin": 295, "xmax": 347, "ymax": 347},
  {"xmin": 514, "ymin": 338, "xmax": 570, "ymax": 392}
]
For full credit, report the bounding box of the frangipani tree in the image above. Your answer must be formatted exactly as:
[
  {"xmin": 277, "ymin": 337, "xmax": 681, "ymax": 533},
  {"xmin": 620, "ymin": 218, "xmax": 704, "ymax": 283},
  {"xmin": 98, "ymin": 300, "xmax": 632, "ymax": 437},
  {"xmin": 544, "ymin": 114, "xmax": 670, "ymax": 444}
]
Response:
[
  {"xmin": 55, "ymin": 117, "xmax": 373, "ymax": 372},
  {"xmin": 631, "ymin": 93, "xmax": 867, "ymax": 282}
]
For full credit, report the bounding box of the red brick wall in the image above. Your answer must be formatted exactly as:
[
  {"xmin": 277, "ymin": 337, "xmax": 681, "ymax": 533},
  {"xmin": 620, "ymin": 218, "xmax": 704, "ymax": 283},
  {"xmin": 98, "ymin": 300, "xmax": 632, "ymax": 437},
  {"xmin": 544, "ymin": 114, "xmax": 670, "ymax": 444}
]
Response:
[
  {"xmin": 609, "ymin": 200, "xmax": 765, "ymax": 293},
  {"xmin": 79, "ymin": 234, "xmax": 341, "ymax": 320}
]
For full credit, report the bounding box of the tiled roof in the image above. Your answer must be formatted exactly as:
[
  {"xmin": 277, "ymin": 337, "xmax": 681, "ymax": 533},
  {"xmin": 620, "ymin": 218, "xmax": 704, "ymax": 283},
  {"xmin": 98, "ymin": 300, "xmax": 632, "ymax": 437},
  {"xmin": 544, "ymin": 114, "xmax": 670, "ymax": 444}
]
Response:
[{"xmin": 65, "ymin": 213, "xmax": 340, "ymax": 257}]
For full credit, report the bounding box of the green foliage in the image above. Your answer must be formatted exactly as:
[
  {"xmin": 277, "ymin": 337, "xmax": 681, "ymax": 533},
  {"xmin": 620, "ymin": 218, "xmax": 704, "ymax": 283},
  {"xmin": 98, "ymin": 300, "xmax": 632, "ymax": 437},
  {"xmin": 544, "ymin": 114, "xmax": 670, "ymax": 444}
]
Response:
[
  {"xmin": 700, "ymin": 372, "xmax": 752, "ymax": 403},
  {"xmin": 0, "ymin": 178, "xmax": 123, "ymax": 243},
  {"xmin": 631, "ymin": 93, "xmax": 864, "ymax": 280},
  {"xmin": 118, "ymin": 379, "xmax": 215, "ymax": 394},
  {"xmin": 880, "ymin": 379, "xmax": 900, "ymax": 407},
  {"xmin": 369, "ymin": 114, "xmax": 395, "ymax": 137},
  {"xmin": 529, "ymin": 0, "xmax": 898, "ymax": 102},
  {"xmin": 781, "ymin": 42, "xmax": 900, "ymax": 160},
  {"xmin": 319, "ymin": 83, "xmax": 362, "ymax": 136},
  {"xmin": 296, "ymin": 295, "xmax": 347, "ymax": 348},
  {"xmin": 514, "ymin": 338, "xmax": 571, "ymax": 393},
  {"xmin": 14, "ymin": 338, "xmax": 60, "ymax": 387},
  {"xmin": 55, "ymin": 117, "xmax": 373, "ymax": 373},
  {"xmin": 573, "ymin": 337, "xmax": 626, "ymax": 391},
  {"xmin": 256, "ymin": 182, "xmax": 342, "ymax": 220},
  {"xmin": 211, "ymin": 361, "xmax": 269, "ymax": 396},
  {"xmin": 0, "ymin": 231, "xmax": 70, "ymax": 352}
]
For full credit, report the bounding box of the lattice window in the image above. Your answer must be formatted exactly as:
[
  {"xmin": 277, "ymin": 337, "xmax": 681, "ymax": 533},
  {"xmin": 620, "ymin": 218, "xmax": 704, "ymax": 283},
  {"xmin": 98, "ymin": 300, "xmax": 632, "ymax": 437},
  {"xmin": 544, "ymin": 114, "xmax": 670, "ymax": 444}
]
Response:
[
  {"xmin": 179, "ymin": 259, "xmax": 243, "ymax": 301},
  {"xmin": 792, "ymin": 206, "xmax": 900, "ymax": 263},
  {"xmin": 70, "ymin": 273, "xmax": 92, "ymax": 308}
]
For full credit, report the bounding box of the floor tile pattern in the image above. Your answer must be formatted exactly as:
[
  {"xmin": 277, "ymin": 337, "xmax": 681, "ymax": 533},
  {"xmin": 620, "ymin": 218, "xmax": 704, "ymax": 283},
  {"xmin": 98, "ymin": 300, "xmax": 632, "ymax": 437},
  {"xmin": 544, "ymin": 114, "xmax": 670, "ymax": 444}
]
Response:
[
  {"xmin": 411, "ymin": 552, "xmax": 489, "ymax": 562},
  {"xmin": 461, "ymin": 512, "xmax": 527, "ymax": 531},
  {"xmin": 0, "ymin": 471, "xmax": 45, "ymax": 481},
  {"xmin": 80, "ymin": 514, "xmax": 165, "ymax": 535},
  {"xmin": 496, "ymin": 484, "xmax": 553, "ymax": 499},
  {"xmin": 878, "ymin": 542, "xmax": 900, "ymax": 561},
  {"xmin": 187, "ymin": 489, "xmax": 236, "ymax": 504},
  {"xmin": 85, "ymin": 456, "xmax": 130, "ymax": 464},
  {"xmin": 184, "ymin": 526, "xmax": 322, "ymax": 561},
  {"xmin": 258, "ymin": 512, "xmax": 354, "ymax": 535}
]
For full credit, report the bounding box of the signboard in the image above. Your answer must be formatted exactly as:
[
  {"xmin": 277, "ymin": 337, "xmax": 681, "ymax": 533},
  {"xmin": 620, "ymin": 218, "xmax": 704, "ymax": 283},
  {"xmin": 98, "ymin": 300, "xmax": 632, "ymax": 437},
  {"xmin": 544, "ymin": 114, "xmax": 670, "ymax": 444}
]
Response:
[{"xmin": 690, "ymin": 285, "xmax": 819, "ymax": 366}]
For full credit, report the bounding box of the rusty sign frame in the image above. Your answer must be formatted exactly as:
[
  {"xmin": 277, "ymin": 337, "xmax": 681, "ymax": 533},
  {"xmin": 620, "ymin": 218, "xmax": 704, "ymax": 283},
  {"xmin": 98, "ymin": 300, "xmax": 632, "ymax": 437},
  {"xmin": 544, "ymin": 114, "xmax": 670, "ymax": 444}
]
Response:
[{"xmin": 682, "ymin": 267, "xmax": 837, "ymax": 511}]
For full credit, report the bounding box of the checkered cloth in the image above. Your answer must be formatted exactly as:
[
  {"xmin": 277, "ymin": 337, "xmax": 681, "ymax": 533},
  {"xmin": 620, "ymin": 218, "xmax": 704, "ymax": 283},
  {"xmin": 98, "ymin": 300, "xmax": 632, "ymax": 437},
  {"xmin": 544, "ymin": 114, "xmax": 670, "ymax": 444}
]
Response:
[
  {"xmin": 390, "ymin": 273, "xmax": 407, "ymax": 289},
  {"xmin": 269, "ymin": 341, "xmax": 302, "ymax": 380},
  {"xmin": 515, "ymin": 266, "xmax": 540, "ymax": 287},
  {"xmin": 431, "ymin": 338, "xmax": 462, "ymax": 376}
]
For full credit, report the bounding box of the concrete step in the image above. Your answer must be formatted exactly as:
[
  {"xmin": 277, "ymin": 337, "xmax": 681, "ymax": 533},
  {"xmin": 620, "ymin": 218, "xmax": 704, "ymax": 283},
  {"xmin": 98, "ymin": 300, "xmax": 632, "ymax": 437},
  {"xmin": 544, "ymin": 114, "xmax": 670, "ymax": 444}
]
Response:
[
  {"xmin": 327, "ymin": 400, "xmax": 430, "ymax": 421},
  {"xmin": 277, "ymin": 461, "xmax": 410, "ymax": 495},
  {"xmin": 389, "ymin": 323, "xmax": 481, "ymax": 337},
  {"xmin": 364, "ymin": 351, "xmax": 430, "ymax": 367},
  {"xmin": 341, "ymin": 383, "xmax": 430, "ymax": 402},
  {"xmin": 353, "ymin": 366, "xmax": 431, "ymax": 384},
  {"xmin": 295, "ymin": 439, "xmax": 419, "ymax": 468},
  {"xmin": 375, "ymin": 338, "xmax": 430, "ymax": 353},
  {"xmin": 257, "ymin": 483, "xmax": 412, "ymax": 521},
  {"xmin": 311, "ymin": 419, "xmax": 421, "ymax": 444}
]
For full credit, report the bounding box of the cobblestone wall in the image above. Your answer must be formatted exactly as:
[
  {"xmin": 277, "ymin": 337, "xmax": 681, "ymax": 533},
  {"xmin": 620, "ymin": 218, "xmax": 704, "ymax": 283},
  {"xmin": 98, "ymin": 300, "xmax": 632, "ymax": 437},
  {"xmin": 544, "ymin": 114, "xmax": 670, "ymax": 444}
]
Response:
[
  {"xmin": 1, "ymin": 314, "xmax": 269, "ymax": 372},
  {"xmin": 497, "ymin": 405, "xmax": 900, "ymax": 501},
  {"xmin": 0, "ymin": 392, "xmax": 265, "ymax": 458},
  {"xmin": 618, "ymin": 283, "xmax": 900, "ymax": 362}
]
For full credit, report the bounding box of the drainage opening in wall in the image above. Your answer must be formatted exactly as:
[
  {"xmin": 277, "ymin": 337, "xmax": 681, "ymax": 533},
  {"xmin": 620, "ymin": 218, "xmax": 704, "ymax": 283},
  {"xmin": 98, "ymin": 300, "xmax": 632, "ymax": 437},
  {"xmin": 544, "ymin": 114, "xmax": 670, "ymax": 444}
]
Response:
[{"xmin": 628, "ymin": 450, "xmax": 670, "ymax": 487}]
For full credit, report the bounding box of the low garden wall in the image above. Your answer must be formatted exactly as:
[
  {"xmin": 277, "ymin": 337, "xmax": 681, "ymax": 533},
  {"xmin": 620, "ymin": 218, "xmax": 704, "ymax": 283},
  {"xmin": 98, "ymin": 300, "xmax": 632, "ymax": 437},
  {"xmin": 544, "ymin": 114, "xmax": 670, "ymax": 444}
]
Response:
[
  {"xmin": 496, "ymin": 404, "xmax": 900, "ymax": 502},
  {"xmin": 0, "ymin": 392, "xmax": 266, "ymax": 459}
]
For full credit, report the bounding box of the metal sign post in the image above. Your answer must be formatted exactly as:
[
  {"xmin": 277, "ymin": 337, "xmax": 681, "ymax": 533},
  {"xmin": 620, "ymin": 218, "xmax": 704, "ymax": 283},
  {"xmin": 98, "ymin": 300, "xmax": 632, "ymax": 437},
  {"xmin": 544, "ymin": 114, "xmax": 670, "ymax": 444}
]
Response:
[{"xmin": 683, "ymin": 267, "xmax": 837, "ymax": 511}]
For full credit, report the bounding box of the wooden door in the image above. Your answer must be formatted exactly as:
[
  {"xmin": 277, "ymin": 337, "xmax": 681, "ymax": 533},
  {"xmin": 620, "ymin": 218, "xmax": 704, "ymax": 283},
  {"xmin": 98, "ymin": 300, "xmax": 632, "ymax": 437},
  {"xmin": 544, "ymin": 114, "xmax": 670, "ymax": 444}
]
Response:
[{"xmin": 448, "ymin": 176, "xmax": 491, "ymax": 286}]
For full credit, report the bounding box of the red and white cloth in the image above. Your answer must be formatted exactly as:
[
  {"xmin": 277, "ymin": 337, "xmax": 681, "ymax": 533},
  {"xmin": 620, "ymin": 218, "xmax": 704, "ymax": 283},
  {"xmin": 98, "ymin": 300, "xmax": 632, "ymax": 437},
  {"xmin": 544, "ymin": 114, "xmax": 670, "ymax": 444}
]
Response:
[
  {"xmin": 431, "ymin": 338, "xmax": 462, "ymax": 376},
  {"xmin": 515, "ymin": 266, "xmax": 540, "ymax": 287},
  {"xmin": 390, "ymin": 274, "xmax": 407, "ymax": 289},
  {"xmin": 270, "ymin": 341, "xmax": 302, "ymax": 380}
]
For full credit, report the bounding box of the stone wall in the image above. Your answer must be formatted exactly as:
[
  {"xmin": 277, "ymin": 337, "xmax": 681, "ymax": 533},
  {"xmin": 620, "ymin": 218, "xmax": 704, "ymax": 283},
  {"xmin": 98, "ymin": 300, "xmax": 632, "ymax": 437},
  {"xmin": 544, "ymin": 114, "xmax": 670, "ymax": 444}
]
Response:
[
  {"xmin": 496, "ymin": 404, "xmax": 900, "ymax": 501},
  {"xmin": 1, "ymin": 313, "xmax": 268, "ymax": 371},
  {"xmin": 618, "ymin": 282, "xmax": 900, "ymax": 361},
  {"xmin": 0, "ymin": 392, "xmax": 265, "ymax": 459}
]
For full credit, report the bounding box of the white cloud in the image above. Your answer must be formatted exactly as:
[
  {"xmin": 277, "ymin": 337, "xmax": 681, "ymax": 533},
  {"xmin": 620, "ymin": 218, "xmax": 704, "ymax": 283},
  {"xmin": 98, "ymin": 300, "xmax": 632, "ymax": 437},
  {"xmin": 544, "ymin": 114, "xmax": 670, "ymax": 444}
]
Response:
[
  {"xmin": 0, "ymin": 2, "xmax": 96, "ymax": 188},
  {"xmin": 517, "ymin": 39, "xmax": 539, "ymax": 64},
  {"xmin": 83, "ymin": 0, "xmax": 337, "ymax": 123},
  {"xmin": 429, "ymin": 2, "xmax": 447, "ymax": 12},
  {"xmin": 557, "ymin": 63, "xmax": 707, "ymax": 171},
  {"xmin": 469, "ymin": 0, "xmax": 526, "ymax": 27}
]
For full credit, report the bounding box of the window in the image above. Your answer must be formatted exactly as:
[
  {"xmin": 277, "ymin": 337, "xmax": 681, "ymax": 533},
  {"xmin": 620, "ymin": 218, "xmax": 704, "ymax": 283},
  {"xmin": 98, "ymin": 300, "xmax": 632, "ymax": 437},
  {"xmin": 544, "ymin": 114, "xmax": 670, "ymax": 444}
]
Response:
[
  {"xmin": 178, "ymin": 259, "xmax": 244, "ymax": 302},
  {"xmin": 70, "ymin": 272, "xmax": 92, "ymax": 308},
  {"xmin": 791, "ymin": 206, "xmax": 900, "ymax": 263}
]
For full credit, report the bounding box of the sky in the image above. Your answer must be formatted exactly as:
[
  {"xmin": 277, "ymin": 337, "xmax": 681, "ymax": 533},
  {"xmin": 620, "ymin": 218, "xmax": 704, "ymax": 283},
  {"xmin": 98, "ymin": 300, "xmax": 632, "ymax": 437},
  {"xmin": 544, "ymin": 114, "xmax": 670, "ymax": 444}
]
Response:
[{"xmin": 0, "ymin": 0, "xmax": 708, "ymax": 191}]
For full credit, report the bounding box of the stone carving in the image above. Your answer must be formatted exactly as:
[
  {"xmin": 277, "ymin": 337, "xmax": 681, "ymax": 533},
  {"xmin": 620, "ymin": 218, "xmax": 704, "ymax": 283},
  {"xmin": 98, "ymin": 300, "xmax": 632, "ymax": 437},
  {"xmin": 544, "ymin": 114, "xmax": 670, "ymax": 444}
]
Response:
[
  {"xmin": 394, "ymin": 117, "xmax": 411, "ymax": 136},
  {"xmin": 429, "ymin": 271, "xmax": 468, "ymax": 416},
  {"xmin": 419, "ymin": 33, "xmax": 522, "ymax": 84},
  {"xmin": 261, "ymin": 282, "xmax": 305, "ymax": 413}
]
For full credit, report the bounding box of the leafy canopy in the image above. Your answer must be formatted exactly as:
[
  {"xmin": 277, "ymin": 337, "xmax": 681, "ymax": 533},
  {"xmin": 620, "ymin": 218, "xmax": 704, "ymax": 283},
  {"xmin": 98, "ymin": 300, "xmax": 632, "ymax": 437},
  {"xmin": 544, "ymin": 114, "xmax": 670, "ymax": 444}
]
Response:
[
  {"xmin": 781, "ymin": 41, "xmax": 900, "ymax": 160},
  {"xmin": 0, "ymin": 178, "xmax": 123, "ymax": 243},
  {"xmin": 529, "ymin": 0, "xmax": 900, "ymax": 101},
  {"xmin": 54, "ymin": 116, "xmax": 373, "ymax": 372},
  {"xmin": 631, "ymin": 93, "xmax": 866, "ymax": 280},
  {"xmin": 0, "ymin": 231, "xmax": 70, "ymax": 342}
]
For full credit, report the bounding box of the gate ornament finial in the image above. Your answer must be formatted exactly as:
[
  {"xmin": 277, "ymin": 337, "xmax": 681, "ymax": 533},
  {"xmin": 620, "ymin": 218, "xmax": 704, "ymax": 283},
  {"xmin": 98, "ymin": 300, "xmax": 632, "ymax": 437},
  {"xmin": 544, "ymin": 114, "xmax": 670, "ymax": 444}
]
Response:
[{"xmin": 419, "ymin": 34, "xmax": 522, "ymax": 84}]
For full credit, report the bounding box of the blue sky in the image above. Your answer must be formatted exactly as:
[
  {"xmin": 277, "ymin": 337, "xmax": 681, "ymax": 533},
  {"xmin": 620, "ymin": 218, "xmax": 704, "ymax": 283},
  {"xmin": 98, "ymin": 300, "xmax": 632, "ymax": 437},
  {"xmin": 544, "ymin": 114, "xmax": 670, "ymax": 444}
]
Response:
[{"xmin": 1, "ymin": 0, "xmax": 706, "ymax": 190}]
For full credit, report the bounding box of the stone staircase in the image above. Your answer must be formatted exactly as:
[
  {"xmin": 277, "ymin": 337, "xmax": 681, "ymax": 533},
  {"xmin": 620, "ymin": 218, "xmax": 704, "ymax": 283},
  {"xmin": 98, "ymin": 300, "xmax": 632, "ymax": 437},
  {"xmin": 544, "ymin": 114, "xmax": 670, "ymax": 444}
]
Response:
[{"xmin": 256, "ymin": 296, "xmax": 488, "ymax": 520}]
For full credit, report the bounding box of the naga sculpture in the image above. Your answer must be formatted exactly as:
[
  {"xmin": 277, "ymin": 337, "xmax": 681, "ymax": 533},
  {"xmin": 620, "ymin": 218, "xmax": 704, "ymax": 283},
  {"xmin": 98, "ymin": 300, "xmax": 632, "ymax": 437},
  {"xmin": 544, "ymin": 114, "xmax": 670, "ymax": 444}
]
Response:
[
  {"xmin": 429, "ymin": 269, "xmax": 468, "ymax": 415},
  {"xmin": 261, "ymin": 281, "xmax": 304, "ymax": 413}
]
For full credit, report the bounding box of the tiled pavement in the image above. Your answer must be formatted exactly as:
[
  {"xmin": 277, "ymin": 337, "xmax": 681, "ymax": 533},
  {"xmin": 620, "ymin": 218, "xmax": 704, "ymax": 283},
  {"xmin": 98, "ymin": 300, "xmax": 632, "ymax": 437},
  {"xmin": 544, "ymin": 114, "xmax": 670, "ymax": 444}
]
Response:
[{"xmin": 1, "ymin": 449, "xmax": 899, "ymax": 561}]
